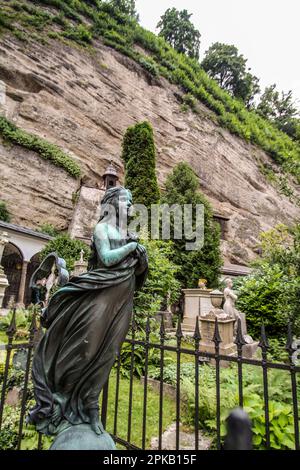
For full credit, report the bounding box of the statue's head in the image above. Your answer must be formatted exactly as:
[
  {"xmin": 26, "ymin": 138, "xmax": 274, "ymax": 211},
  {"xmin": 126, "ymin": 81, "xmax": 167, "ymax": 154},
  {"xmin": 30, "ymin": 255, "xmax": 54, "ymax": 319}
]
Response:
[
  {"xmin": 99, "ymin": 186, "xmax": 133, "ymax": 223},
  {"xmin": 225, "ymin": 277, "xmax": 233, "ymax": 288}
]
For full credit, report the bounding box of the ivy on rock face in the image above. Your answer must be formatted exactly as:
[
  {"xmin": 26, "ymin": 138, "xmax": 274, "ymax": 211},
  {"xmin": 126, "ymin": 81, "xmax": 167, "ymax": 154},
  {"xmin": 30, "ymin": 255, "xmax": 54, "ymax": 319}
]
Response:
[{"xmin": 0, "ymin": 116, "xmax": 81, "ymax": 178}]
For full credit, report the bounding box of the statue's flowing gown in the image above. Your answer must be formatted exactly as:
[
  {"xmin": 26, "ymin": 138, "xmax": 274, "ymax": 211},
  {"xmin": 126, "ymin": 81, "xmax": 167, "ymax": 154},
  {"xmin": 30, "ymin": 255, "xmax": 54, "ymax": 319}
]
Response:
[{"xmin": 28, "ymin": 238, "xmax": 148, "ymax": 435}]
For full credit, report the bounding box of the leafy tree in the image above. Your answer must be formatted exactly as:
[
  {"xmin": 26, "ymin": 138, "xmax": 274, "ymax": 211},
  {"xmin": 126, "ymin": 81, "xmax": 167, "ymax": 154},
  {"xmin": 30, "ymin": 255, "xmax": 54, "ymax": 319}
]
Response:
[
  {"xmin": 40, "ymin": 234, "xmax": 90, "ymax": 272},
  {"xmin": 134, "ymin": 238, "xmax": 180, "ymax": 324},
  {"xmin": 257, "ymin": 84, "xmax": 300, "ymax": 136},
  {"xmin": 157, "ymin": 8, "xmax": 201, "ymax": 60},
  {"xmin": 201, "ymin": 42, "xmax": 260, "ymax": 106},
  {"xmin": 162, "ymin": 162, "xmax": 222, "ymax": 288},
  {"xmin": 122, "ymin": 121, "xmax": 160, "ymax": 208},
  {"xmin": 0, "ymin": 201, "xmax": 10, "ymax": 223},
  {"xmin": 108, "ymin": 0, "xmax": 139, "ymax": 20},
  {"xmin": 237, "ymin": 224, "xmax": 300, "ymax": 338}
]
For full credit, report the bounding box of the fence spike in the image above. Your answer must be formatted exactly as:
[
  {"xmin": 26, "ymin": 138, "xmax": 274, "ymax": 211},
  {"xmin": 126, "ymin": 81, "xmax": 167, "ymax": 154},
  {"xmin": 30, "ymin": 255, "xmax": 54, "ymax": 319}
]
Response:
[
  {"xmin": 234, "ymin": 318, "xmax": 246, "ymax": 348},
  {"xmin": 176, "ymin": 316, "xmax": 183, "ymax": 341},
  {"xmin": 212, "ymin": 318, "xmax": 222, "ymax": 346},
  {"xmin": 258, "ymin": 323, "xmax": 269, "ymax": 351},
  {"xmin": 159, "ymin": 314, "xmax": 165, "ymax": 339},
  {"xmin": 193, "ymin": 316, "xmax": 201, "ymax": 342},
  {"xmin": 285, "ymin": 322, "xmax": 296, "ymax": 355},
  {"xmin": 145, "ymin": 314, "xmax": 151, "ymax": 338},
  {"xmin": 7, "ymin": 308, "xmax": 17, "ymax": 337}
]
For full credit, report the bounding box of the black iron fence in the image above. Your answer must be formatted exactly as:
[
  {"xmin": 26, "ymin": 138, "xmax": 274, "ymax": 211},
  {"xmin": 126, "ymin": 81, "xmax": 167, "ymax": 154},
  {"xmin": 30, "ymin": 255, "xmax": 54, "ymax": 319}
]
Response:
[{"xmin": 0, "ymin": 309, "xmax": 299, "ymax": 450}]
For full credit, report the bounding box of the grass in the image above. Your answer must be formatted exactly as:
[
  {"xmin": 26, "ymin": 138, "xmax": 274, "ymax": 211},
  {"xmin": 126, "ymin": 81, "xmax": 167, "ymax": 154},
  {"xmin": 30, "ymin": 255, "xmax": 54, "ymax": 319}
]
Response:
[{"xmin": 101, "ymin": 369, "xmax": 176, "ymax": 449}]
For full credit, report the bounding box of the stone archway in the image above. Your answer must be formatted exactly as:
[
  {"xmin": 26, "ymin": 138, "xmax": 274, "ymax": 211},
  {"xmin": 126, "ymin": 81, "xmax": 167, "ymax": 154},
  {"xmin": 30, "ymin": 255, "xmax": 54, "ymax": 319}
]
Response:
[
  {"xmin": 2, "ymin": 242, "xmax": 23, "ymax": 308},
  {"xmin": 24, "ymin": 252, "xmax": 41, "ymax": 307}
]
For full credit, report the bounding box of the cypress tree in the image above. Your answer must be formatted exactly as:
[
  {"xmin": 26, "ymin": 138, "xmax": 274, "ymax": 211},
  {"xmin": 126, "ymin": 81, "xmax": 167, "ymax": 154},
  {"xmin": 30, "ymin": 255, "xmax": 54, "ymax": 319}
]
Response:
[
  {"xmin": 162, "ymin": 162, "xmax": 222, "ymax": 288},
  {"xmin": 122, "ymin": 121, "xmax": 160, "ymax": 208}
]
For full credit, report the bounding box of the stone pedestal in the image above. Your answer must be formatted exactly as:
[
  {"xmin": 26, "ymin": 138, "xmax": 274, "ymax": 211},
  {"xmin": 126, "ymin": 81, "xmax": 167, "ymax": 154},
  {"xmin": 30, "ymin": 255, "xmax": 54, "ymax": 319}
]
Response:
[
  {"xmin": 182, "ymin": 289, "xmax": 212, "ymax": 331},
  {"xmin": 199, "ymin": 315, "xmax": 236, "ymax": 356}
]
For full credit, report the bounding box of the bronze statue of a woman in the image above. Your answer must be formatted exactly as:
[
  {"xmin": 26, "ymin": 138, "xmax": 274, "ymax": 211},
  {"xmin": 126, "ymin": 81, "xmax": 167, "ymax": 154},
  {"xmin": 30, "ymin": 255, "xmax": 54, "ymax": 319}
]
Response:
[{"xmin": 28, "ymin": 187, "xmax": 148, "ymax": 447}]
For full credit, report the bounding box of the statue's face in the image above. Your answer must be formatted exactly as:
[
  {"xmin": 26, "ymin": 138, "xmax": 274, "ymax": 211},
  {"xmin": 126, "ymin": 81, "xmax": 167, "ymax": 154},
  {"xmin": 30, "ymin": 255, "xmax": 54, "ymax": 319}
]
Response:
[
  {"xmin": 118, "ymin": 189, "xmax": 132, "ymax": 220},
  {"xmin": 227, "ymin": 279, "xmax": 233, "ymax": 288}
]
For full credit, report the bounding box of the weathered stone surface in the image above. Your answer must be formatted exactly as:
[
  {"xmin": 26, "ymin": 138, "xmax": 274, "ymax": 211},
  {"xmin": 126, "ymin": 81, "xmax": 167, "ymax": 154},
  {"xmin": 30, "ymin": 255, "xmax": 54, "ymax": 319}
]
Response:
[
  {"xmin": 151, "ymin": 423, "xmax": 211, "ymax": 450},
  {"xmin": 0, "ymin": 35, "xmax": 299, "ymax": 263},
  {"xmin": 0, "ymin": 137, "xmax": 78, "ymax": 231}
]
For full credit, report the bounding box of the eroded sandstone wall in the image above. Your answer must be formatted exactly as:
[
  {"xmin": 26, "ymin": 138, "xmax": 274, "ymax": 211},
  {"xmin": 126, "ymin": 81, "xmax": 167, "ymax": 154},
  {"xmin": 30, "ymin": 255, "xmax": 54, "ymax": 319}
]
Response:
[{"xmin": 0, "ymin": 34, "xmax": 299, "ymax": 265}]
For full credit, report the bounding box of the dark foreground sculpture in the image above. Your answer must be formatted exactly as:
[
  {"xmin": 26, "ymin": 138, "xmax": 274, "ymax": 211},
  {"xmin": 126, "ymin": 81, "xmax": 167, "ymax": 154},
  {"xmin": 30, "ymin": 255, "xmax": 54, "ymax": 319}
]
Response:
[{"xmin": 27, "ymin": 187, "xmax": 148, "ymax": 449}]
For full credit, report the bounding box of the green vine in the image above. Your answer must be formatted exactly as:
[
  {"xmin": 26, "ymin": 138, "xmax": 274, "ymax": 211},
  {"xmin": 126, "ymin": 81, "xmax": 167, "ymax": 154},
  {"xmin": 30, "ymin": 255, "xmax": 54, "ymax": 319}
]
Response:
[{"xmin": 0, "ymin": 116, "xmax": 81, "ymax": 178}]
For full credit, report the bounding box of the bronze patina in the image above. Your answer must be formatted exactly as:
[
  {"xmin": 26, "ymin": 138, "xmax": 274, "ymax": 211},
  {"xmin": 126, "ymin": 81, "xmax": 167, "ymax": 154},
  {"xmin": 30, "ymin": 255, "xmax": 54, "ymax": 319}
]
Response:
[{"xmin": 28, "ymin": 187, "xmax": 148, "ymax": 448}]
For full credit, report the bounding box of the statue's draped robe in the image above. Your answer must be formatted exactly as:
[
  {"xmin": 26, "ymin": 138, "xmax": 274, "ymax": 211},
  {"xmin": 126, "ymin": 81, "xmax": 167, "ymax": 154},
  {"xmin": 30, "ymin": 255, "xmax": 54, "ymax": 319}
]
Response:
[{"xmin": 29, "ymin": 239, "xmax": 147, "ymax": 434}]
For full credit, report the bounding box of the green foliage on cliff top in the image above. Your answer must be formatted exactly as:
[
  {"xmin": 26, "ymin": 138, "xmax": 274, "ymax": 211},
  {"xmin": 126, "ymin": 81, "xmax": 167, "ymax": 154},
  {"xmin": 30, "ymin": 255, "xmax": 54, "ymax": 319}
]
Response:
[
  {"xmin": 1, "ymin": 0, "xmax": 300, "ymax": 181},
  {"xmin": 0, "ymin": 116, "xmax": 81, "ymax": 178}
]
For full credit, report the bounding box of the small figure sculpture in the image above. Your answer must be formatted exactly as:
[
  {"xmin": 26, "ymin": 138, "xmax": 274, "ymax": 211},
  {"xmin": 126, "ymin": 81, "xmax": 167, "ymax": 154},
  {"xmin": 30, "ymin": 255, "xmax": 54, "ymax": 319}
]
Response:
[
  {"xmin": 223, "ymin": 278, "xmax": 239, "ymax": 318},
  {"xmin": 223, "ymin": 278, "xmax": 254, "ymax": 344},
  {"xmin": 28, "ymin": 187, "xmax": 148, "ymax": 448}
]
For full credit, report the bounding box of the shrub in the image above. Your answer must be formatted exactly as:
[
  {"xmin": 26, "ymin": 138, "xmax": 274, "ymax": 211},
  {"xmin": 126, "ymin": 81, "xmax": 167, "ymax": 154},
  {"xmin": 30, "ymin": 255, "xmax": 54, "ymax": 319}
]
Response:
[
  {"xmin": 237, "ymin": 224, "xmax": 300, "ymax": 337},
  {"xmin": 162, "ymin": 162, "xmax": 222, "ymax": 288},
  {"xmin": 122, "ymin": 121, "xmax": 160, "ymax": 208},
  {"xmin": 63, "ymin": 24, "xmax": 92, "ymax": 44},
  {"xmin": 37, "ymin": 223, "xmax": 60, "ymax": 237},
  {"xmin": 40, "ymin": 233, "xmax": 90, "ymax": 272},
  {"xmin": 0, "ymin": 200, "xmax": 10, "ymax": 222}
]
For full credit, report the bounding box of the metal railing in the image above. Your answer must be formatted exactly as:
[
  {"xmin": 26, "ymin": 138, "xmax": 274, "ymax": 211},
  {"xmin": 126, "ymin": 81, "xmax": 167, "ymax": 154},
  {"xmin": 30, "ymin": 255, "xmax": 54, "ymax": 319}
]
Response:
[{"xmin": 0, "ymin": 309, "xmax": 299, "ymax": 450}]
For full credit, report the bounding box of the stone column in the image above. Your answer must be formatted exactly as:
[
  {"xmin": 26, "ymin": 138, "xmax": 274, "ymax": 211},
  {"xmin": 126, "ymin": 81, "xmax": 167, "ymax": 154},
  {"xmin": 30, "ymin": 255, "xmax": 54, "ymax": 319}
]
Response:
[
  {"xmin": 17, "ymin": 260, "xmax": 29, "ymax": 307},
  {"xmin": 0, "ymin": 231, "xmax": 10, "ymax": 308}
]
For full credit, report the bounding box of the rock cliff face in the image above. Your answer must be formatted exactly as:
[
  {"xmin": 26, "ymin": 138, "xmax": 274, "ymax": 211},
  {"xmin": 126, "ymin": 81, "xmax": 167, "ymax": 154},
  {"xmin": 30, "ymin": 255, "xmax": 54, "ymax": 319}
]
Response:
[{"xmin": 0, "ymin": 34, "xmax": 299, "ymax": 265}]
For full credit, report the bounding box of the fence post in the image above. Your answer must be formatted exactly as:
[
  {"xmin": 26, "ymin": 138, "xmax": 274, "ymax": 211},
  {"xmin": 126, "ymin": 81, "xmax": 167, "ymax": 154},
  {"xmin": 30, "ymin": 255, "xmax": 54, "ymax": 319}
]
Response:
[{"xmin": 224, "ymin": 408, "xmax": 252, "ymax": 450}]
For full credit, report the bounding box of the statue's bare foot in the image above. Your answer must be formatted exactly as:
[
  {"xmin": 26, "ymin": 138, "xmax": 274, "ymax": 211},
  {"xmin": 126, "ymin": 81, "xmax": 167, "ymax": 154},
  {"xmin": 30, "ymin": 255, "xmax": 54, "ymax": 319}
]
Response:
[{"xmin": 89, "ymin": 409, "xmax": 103, "ymax": 435}]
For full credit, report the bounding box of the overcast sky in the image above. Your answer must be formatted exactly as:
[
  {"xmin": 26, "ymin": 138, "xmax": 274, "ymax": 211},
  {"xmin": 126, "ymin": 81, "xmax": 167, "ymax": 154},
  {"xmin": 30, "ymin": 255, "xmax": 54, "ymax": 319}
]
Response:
[{"xmin": 135, "ymin": 0, "xmax": 300, "ymax": 107}]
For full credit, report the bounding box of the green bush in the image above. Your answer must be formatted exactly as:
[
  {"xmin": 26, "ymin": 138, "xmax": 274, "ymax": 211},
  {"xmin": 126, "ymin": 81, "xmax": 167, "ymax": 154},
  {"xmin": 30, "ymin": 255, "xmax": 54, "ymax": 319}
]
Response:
[
  {"xmin": 0, "ymin": 308, "xmax": 33, "ymax": 332},
  {"xmin": 37, "ymin": 223, "xmax": 60, "ymax": 237},
  {"xmin": 162, "ymin": 162, "xmax": 222, "ymax": 288},
  {"xmin": 62, "ymin": 24, "xmax": 92, "ymax": 44},
  {"xmin": 0, "ymin": 200, "xmax": 10, "ymax": 222},
  {"xmin": 40, "ymin": 233, "xmax": 90, "ymax": 272},
  {"xmin": 133, "ymin": 239, "xmax": 180, "ymax": 324},
  {"xmin": 122, "ymin": 121, "xmax": 160, "ymax": 208},
  {"xmin": 0, "ymin": 116, "xmax": 81, "ymax": 178},
  {"xmin": 237, "ymin": 224, "xmax": 300, "ymax": 338}
]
